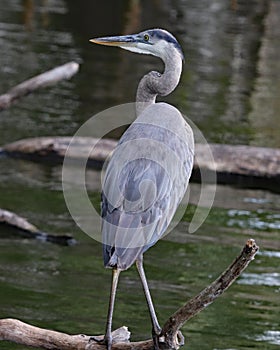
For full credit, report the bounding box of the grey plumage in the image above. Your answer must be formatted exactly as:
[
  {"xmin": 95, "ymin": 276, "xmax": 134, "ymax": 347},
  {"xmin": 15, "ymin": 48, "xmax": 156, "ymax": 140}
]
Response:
[{"xmin": 102, "ymin": 102, "xmax": 194, "ymax": 270}]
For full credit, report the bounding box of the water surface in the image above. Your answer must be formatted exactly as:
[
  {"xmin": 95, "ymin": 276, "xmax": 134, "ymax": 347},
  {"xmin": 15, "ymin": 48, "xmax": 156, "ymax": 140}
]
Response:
[{"xmin": 0, "ymin": 1, "xmax": 279, "ymax": 349}]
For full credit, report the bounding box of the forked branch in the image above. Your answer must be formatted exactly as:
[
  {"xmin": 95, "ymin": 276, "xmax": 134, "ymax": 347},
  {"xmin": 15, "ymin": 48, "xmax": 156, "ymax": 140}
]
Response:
[{"xmin": 0, "ymin": 239, "xmax": 259, "ymax": 350}]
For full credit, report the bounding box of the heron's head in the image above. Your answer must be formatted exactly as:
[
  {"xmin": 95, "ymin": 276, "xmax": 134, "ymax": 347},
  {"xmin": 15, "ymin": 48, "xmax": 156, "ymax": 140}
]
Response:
[{"xmin": 90, "ymin": 28, "xmax": 184, "ymax": 62}]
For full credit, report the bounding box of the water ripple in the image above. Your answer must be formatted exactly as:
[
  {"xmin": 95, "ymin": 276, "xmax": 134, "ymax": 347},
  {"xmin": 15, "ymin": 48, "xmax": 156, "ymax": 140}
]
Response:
[
  {"xmin": 238, "ymin": 272, "xmax": 280, "ymax": 287},
  {"xmin": 255, "ymin": 330, "xmax": 280, "ymax": 346},
  {"xmin": 259, "ymin": 250, "xmax": 280, "ymax": 258}
]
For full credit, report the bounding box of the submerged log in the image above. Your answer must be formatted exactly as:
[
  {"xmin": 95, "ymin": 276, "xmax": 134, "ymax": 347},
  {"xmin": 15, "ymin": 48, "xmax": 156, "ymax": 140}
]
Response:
[
  {"xmin": 0, "ymin": 208, "xmax": 76, "ymax": 246},
  {"xmin": 0, "ymin": 136, "xmax": 116, "ymax": 168},
  {"xmin": 0, "ymin": 62, "xmax": 79, "ymax": 111},
  {"xmin": 193, "ymin": 143, "xmax": 280, "ymax": 192},
  {"xmin": 1, "ymin": 136, "xmax": 279, "ymax": 191},
  {"xmin": 0, "ymin": 239, "xmax": 259, "ymax": 349}
]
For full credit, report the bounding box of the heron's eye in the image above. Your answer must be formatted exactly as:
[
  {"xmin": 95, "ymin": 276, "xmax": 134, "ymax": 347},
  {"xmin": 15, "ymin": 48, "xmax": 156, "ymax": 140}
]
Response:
[{"xmin": 144, "ymin": 34, "xmax": 149, "ymax": 42}]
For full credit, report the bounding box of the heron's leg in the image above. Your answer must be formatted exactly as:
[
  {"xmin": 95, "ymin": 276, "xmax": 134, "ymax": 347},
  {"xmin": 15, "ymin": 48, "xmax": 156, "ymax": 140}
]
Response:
[
  {"xmin": 91, "ymin": 268, "xmax": 121, "ymax": 350},
  {"xmin": 104, "ymin": 267, "xmax": 121, "ymax": 350},
  {"xmin": 136, "ymin": 255, "xmax": 162, "ymax": 347}
]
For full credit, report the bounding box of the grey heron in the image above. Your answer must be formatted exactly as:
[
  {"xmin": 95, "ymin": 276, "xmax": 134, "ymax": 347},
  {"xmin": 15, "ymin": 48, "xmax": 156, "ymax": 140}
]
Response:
[{"xmin": 90, "ymin": 28, "xmax": 194, "ymax": 350}]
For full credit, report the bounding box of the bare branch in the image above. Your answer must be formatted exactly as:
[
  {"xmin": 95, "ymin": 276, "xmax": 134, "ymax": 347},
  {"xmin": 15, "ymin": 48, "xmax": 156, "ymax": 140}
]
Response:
[
  {"xmin": 0, "ymin": 208, "xmax": 76, "ymax": 245},
  {"xmin": 0, "ymin": 62, "xmax": 79, "ymax": 111},
  {"xmin": 1, "ymin": 136, "xmax": 117, "ymax": 168},
  {"xmin": 161, "ymin": 239, "xmax": 259, "ymax": 348},
  {"xmin": 0, "ymin": 319, "xmax": 151, "ymax": 350}
]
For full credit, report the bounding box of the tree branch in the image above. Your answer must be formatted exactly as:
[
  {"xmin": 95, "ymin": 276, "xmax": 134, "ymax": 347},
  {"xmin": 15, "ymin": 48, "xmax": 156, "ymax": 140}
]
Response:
[
  {"xmin": 0, "ymin": 208, "xmax": 76, "ymax": 246},
  {"xmin": 0, "ymin": 319, "xmax": 134, "ymax": 350},
  {"xmin": 161, "ymin": 238, "xmax": 259, "ymax": 348},
  {"xmin": 0, "ymin": 239, "xmax": 259, "ymax": 350},
  {"xmin": 0, "ymin": 62, "xmax": 79, "ymax": 111}
]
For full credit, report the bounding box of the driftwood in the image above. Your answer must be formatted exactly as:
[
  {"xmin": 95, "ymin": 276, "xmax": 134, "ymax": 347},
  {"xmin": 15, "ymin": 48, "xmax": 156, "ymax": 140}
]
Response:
[
  {"xmin": 0, "ymin": 208, "xmax": 76, "ymax": 245},
  {"xmin": 0, "ymin": 136, "xmax": 116, "ymax": 168},
  {"xmin": 0, "ymin": 239, "xmax": 259, "ymax": 349},
  {"xmin": 1, "ymin": 136, "xmax": 280, "ymax": 191},
  {"xmin": 0, "ymin": 62, "xmax": 79, "ymax": 111},
  {"xmin": 194, "ymin": 143, "xmax": 280, "ymax": 192}
]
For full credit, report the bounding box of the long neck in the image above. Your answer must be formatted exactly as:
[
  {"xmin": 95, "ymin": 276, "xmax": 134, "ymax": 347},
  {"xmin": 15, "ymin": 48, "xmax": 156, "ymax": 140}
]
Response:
[{"xmin": 136, "ymin": 49, "xmax": 182, "ymax": 114}]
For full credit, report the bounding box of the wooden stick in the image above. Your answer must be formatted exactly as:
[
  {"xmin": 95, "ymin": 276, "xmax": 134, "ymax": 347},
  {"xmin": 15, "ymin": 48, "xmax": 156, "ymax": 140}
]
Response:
[
  {"xmin": 0, "ymin": 208, "xmax": 76, "ymax": 246},
  {"xmin": 161, "ymin": 239, "xmax": 259, "ymax": 348},
  {"xmin": 0, "ymin": 239, "xmax": 259, "ymax": 349},
  {"xmin": 0, "ymin": 62, "xmax": 79, "ymax": 111},
  {"xmin": 1, "ymin": 136, "xmax": 116, "ymax": 169},
  {"xmin": 0, "ymin": 319, "xmax": 132, "ymax": 350}
]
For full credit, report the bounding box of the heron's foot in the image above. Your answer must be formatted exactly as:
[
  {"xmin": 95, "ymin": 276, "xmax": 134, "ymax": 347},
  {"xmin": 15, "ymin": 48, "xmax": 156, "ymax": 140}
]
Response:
[
  {"xmin": 89, "ymin": 335, "xmax": 112, "ymax": 350},
  {"xmin": 152, "ymin": 327, "xmax": 163, "ymax": 350},
  {"xmin": 152, "ymin": 334, "xmax": 160, "ymax": 350},
  {"xmin": 151, "ymin": 329, "xmax": 184, "ymax": 350},
  {"xmin": 89, "ymin": 335, "xmax": 104, "ymax": 343}
]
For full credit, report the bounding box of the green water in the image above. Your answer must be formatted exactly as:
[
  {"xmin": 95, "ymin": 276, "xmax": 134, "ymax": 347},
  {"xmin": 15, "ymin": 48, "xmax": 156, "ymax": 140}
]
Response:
[
  {"xmin": 0, "ymin": 1, "xmax": 280, "ymax": 349},
  {"xmin": 0, "ymin": 157, "xmax": 279, "ymax": 349}
]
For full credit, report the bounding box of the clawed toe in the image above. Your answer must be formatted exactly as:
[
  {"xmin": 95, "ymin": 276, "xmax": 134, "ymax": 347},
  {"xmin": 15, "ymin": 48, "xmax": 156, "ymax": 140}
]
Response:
[
  {"xmin": 89, "ymin": 335, "xmax": 112, "ymax": 350},
  {"xmin": 152, "ymin": 328, "xmax": 162, "ymax": 350},
  {"xmin": 89, "ymin": 335, "xmax": 105, "ymax": 343}
]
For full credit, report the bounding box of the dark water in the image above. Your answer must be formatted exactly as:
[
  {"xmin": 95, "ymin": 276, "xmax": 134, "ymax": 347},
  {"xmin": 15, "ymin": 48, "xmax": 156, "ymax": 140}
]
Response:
[{"xmin": 0, "ymin": 1, "xmax": 279, "ymax": 349}]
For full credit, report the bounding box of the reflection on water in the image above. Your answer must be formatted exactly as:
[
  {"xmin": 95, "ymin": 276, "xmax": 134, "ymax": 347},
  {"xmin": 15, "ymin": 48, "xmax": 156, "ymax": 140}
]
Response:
[
  {"xmin": 256, "ymin": 330, "xmax": 280, "ymax": 346},
  {"xmin": 259, "ymin": 250, "xmax": 280, "ymax": 258},
  {"xmin": 249, "ymin": 0, "xmax": 280, "ymax": 148},
  {"xmin": 239, "ymin": 272, "xmax": 280, "ymax": 287},
  {"xmin": 0, "ymin": 1, "xmax": 279, "ymax": 350},
  {"xmin": 227, "ymin": 209, "xmax": 280, "ymax": 231},
  {"xmin": 0, "ymin": 0, "xmax": 279, "ymax": 146}
]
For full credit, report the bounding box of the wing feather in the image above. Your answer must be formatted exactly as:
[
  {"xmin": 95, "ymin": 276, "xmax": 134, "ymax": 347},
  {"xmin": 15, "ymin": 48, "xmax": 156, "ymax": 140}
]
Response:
[{"xmin": 101, "ymin": 104, "xmax": 194, "ymax": 270}]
